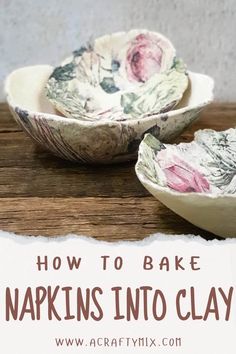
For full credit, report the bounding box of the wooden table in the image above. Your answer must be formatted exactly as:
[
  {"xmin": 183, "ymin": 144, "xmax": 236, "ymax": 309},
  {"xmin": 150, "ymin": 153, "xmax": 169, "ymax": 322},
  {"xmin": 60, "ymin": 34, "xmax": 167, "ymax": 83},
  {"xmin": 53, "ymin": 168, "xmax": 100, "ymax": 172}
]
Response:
[{"xmin": 0, "ymin": 103, "xmax": 235, "ymax": 241}]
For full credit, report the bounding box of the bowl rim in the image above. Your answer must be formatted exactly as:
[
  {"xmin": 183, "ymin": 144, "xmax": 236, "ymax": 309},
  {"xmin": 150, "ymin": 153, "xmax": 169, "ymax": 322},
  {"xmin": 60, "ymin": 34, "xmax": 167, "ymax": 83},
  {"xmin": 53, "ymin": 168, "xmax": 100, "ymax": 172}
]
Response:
[
  {"xmin": 5, "ymin": 65, "xmax": 214, "ymax": 128},
  {"xmin": 135, "ymin": 129, "xmax": 236, "ymax": 200},
  {"xmin": 61, "ymin": 28, "xmax": 177, "ymax": 64}
]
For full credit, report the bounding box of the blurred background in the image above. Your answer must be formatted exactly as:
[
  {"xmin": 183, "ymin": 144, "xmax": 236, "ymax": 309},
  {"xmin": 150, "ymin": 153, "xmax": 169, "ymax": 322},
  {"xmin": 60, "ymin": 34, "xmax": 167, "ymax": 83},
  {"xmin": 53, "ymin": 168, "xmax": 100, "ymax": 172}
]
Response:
[{"xmin": 1, "ymin": 0, "xmax": 236, "ymax": 101}]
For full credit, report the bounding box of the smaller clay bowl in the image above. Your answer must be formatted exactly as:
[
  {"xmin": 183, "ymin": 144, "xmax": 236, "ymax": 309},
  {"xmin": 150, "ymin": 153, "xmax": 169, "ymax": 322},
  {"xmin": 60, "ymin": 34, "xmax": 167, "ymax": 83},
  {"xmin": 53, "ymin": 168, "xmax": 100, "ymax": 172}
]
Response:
[
  {"xmin": 45, "ymin": 29, "xmax": 187, "ymax": 122},
  {"xmin": 135, "ymin": 130, "xmax": 236, "ymax": 238}
]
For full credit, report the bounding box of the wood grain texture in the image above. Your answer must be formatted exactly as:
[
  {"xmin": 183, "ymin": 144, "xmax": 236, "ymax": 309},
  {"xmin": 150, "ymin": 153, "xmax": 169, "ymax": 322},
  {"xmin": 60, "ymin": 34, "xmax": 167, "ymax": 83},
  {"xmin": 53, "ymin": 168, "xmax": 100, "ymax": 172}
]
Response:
[
  {"xmin": 0, "ymin": 197, "xmax": 214, "ymax": 240},
  {"xmin": 0, "ymin": 102, "xmax": 236, "ymax": 240}
]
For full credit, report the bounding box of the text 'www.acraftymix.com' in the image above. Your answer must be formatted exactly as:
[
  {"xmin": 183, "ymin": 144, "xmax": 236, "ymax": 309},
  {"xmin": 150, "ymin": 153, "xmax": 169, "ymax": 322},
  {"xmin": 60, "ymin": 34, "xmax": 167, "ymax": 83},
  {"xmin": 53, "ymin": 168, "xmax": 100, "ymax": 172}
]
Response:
[{"xmin": 54, "ymin": 336, "xmax": 182, "ymax": 349}]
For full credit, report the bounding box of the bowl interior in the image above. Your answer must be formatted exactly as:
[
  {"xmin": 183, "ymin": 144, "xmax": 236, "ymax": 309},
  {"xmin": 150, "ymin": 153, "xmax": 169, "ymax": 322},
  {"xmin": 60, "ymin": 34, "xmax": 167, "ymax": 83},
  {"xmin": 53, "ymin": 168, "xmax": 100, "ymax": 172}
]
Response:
[
  {"xmin": 6, "ymin": 65, "xmax": 213, "ymax": 122},
  {"xmin": 5, "ymin": 65, "xmax": 57, "ymax": 115},
  {"xmin": 136, "ymin": 130, "xmax": 236, "ymax": 196}
]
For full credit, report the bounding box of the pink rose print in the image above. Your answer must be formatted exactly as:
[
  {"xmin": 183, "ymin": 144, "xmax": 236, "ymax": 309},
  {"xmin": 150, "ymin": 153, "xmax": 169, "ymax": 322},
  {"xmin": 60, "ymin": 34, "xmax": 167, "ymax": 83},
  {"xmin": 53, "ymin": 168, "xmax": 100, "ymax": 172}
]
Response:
[
  {"xmin": 157, "ymin": 150, "xmax": 210, "ymax": 193},
  {"xmin": 126, "ymin": 33, "xmax": 163, "ymax": 82}
]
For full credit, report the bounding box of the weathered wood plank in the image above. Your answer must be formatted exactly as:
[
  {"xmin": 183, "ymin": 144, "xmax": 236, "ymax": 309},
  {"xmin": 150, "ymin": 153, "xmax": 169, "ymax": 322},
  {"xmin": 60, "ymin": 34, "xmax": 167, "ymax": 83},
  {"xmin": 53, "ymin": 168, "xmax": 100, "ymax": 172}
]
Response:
[
  {"xmin": 0, "ymin": 197, "xmax": 216, "ymax": 240},
  {"xmin": 0, "ymin": 140, "xmax": 145, "ymax": 197}
]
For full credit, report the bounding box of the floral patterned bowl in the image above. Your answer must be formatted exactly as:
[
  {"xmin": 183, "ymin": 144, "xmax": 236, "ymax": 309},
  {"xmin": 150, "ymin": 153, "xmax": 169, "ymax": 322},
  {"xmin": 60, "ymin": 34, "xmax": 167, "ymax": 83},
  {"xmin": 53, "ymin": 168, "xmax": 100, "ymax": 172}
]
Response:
[
  {"xmin": 46, "ymin": 30, "xmax": 189, "ymax": 122},
  {"xmin": 5, "ymin": 63, "xmax": 214, "ymax": 163},
  {"xmin": 5, "ymin": 29, "xmax": 214, "ymax": 163},
  {"xmin": 135, "ymin": 130, "xmax": 236, "ymax": 238}
]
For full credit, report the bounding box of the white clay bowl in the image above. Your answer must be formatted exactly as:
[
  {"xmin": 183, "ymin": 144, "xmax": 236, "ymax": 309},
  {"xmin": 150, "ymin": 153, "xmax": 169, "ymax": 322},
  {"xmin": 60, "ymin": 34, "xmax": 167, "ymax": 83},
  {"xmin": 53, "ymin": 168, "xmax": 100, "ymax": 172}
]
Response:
[
  {"xmin": 5, "ymin": 63, "xmax": 213, "ymax": 163},
  {"xmin": 135, "ymin": 131, "xmax": 236, "ymax": 238}
]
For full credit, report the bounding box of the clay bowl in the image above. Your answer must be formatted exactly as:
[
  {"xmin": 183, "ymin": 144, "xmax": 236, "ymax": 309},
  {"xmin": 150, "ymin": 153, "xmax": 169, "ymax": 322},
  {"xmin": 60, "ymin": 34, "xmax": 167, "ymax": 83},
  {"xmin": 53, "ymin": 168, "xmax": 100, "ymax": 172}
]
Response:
[
  {"xmin": 45, "ymin": 29, "xmax": 186, "ymax": 121},
  {"xmin": 5, "ymin": 30, "xmax": 214, "ymax": 164},
  {"xmin": 135, "ymin": 130, "xmax": 236, "ymax": 238}
]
